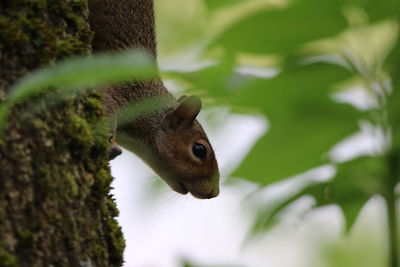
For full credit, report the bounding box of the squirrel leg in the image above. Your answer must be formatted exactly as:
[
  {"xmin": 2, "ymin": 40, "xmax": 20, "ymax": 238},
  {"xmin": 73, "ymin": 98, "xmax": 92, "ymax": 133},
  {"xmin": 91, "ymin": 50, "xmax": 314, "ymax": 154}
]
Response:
[{"xmin": 108, "ymin": 117, "xmax": 122, "ymax": 160}]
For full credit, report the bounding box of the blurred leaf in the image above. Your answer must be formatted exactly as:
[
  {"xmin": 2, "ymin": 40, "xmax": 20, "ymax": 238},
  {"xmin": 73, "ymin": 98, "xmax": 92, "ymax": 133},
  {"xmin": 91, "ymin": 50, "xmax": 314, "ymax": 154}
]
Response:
[
  {"xmin": 0, "ymin": 50, "xmax": 156, "ymax": 132},
  {"xmin": 388, "ymin": 42, "xmax": 400, "ymax": 77},
  {"xmin": 248, "ymin": 178, "xmax": 331, "ymax": 236},
  {"xmin": 309, "ymin": 156, "xmax": 384, "ymax": 231},
  {"xmin": 385, "ymin": 29, "xmax": 400, "ymax": 183},
  {"xmin": 114, "ymin": 95, "xmax": 173, "ymax": 126},
  {"xmin": 387, "ymin": 81, "xmax": 400, "ymax": 138},
  {"xmin": 155, "ymin": 0, "xmax": 207, "ymax": 56},
  {"xmin": 251, "ymin": 156, "xmax": 383, "ymax": 234},
  {"xmin": 250, "ymin": 198, "xmax": 291, "ymax": 235},
  {"xmin": 233, "ymin": 62, "xmax": 352, "ymax": 112},
  {"xmin": 326, "ymin": 229, "xmax": 386, "ymax": 267},
  {"xmin": 210, "ymin": 0, "xmax": 348, "ymax": 54},
  {"xmin": 182, "ymin": 261, "xmax": 195, "ymax": 267},
  {"xmin": 165, "ymin": 60, "xmax": 249, "ymax": 105},
  {"xmin": 8, "ymin": 50, "xmax": 156, "ymax": 102},
  {"xmin": 203, "ymin": 0, "xmax": 245, "ymax": 11},
  {"xmin": 233, "ymin": 63, "xmax": 360, "ymax": 184},
  {"xmin": 345, "ymin": 0, "xmax": 400, "ymax": 22},
  {"xmin": 250, "ymin": 182, "xmax": 320, "ymax": 234},
  {"xmin": 234, "ymin": 106, "xmax": 359, "ymax": 184},
  {"xmin": 386, "ymin": 86, "xmax": 400, "ymax": 184}
]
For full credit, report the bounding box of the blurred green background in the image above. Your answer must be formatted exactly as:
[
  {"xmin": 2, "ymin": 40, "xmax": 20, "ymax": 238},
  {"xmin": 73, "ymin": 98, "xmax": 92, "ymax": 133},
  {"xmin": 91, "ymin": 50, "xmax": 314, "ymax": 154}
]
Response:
[{"xmin": 151, "ymin": 0, "xmax": 400, "ymax": 266}]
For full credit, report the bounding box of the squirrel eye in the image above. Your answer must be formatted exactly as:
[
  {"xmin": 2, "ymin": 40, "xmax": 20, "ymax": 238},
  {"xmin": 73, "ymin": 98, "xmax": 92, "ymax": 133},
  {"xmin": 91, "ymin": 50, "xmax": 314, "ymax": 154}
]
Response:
[{"xmin": 192, "ymin": 143, "xmax": 207, "ymax": 159}]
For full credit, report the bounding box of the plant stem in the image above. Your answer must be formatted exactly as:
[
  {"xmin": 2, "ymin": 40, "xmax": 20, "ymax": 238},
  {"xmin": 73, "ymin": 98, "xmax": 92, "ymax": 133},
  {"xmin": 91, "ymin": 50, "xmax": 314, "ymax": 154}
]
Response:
[{"xmin": 385, "ymin": 150, "xmax": 399, "ymax": 267}]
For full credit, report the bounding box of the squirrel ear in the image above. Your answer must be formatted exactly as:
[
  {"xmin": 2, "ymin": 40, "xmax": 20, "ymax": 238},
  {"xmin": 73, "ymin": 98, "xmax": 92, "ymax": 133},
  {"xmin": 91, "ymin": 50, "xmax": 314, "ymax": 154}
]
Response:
[{"xmin": 163, "ymin": 95, "xmax": 202, "ymax": 130}]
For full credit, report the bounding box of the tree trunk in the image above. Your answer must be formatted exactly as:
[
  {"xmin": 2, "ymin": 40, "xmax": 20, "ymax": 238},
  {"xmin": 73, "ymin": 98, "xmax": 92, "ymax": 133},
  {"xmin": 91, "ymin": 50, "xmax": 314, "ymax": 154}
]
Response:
[{"xmin": 0, "ymin": 1, "xmax": 124, "ymax": 266}]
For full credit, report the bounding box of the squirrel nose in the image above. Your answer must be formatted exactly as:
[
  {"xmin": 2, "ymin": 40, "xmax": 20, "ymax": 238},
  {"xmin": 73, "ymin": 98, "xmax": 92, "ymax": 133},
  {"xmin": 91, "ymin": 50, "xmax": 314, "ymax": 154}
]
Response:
[
  {"xmin": 109, "ymin": 143, "xmax": 123, "ymax": 160},
  {"xmin": 206, "ymin": 187, "xmax": 220, "ymax": 199}
]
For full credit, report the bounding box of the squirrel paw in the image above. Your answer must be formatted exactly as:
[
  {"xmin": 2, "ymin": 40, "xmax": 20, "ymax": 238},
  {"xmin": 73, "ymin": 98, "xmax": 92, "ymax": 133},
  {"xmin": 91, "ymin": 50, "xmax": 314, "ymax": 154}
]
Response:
[{"xmin": 108, "ymin": 142, "xmax": 122, "ymax": 160}]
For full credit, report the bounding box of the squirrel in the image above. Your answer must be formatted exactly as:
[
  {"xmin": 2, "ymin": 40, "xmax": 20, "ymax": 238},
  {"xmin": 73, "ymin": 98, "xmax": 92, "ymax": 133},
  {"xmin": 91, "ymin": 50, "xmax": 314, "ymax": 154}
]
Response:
[{"xmin": 88, "ymin": 0, "xmax": 220, "ymax": 199}]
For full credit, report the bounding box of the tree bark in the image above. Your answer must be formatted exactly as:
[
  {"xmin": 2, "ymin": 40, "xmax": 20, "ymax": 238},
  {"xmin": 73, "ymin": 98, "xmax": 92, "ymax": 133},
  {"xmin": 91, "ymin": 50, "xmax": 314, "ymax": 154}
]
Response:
[{"xmin": 0, "ymin": 1, "xmax": 124, "ymax": 266}]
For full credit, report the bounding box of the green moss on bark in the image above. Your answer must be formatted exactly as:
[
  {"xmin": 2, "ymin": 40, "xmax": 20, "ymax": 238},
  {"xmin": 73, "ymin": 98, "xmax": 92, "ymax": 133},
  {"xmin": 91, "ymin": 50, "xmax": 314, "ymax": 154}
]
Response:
[
  {"xmin": 0, "ymin": 1, "xmax": 125, "ymax": 266},
  {"xmin": 0, "ymin": 249, "xmax": 17, "ymax": 267}
]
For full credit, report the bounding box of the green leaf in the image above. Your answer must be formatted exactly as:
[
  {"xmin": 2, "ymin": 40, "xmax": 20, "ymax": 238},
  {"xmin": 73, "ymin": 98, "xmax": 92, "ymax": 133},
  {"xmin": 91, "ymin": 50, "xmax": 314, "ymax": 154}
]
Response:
[
  {"xmin": 234, "ymin": 106, "xmax": 359, "ymax": 184},
  {"xmin": 254, "ymin": 157, "xmax": 384, "ymax": 233},
  {"xmin": 387, "ymin": 81, "xmax": 400, "ymax": 150},
  {"xmin": 386, "ymin": 29, "xmax": 400, "ymax": 86},
  {"xmin": 345, "ymin": 0, "xmax": 400, "ymax": 22},
  {"xmin": 250, "ymin": 197, "xmax": 293, "ymax": 235},
  {"xmin": 0, "ymin": 50, "xmax": 157, "ymax": 132},
  {"xmin": 203, "ymin": 0, "xmax": 245, "ymax": 11},
  {"xmin": 232, "ymin": 63, "xmax": 360, "ymax": 184},
  {"xmin": 8, "ymin": 50, "xmax": 156, "ymax": 102},
  {"xmin": 234, "ymin": 62, "xmax": 352, "ymax": 113},
  {"xmin": 310, "ymin": 156, "xmax": 384, "ymax": 232},
  {"xmin": 210, "ymin": 0, "xmax": 348, "ymax": 54},
  {"xmin": 248, "ymin": 179, "xmax": 329, "ymax": 236},
  {"xmin": 165, "ymin": 60, "xmax": 249, "ymax": 106}
]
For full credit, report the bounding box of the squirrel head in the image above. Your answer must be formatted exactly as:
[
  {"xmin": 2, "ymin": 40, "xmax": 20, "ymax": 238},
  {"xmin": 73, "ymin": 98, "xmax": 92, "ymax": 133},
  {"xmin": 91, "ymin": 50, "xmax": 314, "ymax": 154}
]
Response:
[
  {"xmin": 154, "ymin": 95, "xmax": 220, "ymax": 199},
  {"xmin": 117, "ymin": 95, "xmax": 220, "ymax": 199}
]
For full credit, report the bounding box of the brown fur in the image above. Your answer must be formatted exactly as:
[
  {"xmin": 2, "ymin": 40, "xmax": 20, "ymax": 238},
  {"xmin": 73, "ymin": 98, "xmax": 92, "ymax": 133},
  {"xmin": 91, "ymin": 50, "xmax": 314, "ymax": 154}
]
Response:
[{"xmin": 88, "ymin": 0, "xmax": 219, "ymax": 199}]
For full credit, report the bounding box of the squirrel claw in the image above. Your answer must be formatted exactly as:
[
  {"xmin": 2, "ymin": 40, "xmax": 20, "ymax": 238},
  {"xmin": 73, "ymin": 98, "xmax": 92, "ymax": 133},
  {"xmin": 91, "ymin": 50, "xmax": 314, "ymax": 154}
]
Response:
[{"xmin": 109, "ymin": 143, "xmax": 122, "ymax": 160}]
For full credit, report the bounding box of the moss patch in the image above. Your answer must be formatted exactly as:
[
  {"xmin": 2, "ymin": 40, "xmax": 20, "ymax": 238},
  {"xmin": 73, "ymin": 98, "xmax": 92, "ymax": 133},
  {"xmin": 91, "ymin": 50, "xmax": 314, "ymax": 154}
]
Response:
[
  {"xmin": 0, "ymin": 249, "xmax": 17, "ymax": 267},
  {"xmin": 0, "ymin": 1, "xmax": 125, "ymax": 266}
]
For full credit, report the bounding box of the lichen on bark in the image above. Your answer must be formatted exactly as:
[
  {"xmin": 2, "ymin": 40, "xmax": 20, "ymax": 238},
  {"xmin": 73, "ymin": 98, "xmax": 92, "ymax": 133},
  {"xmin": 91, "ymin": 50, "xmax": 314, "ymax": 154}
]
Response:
[{"xmin": 0, "ymin": 0, "xmax": 125, "ymax": 266}]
